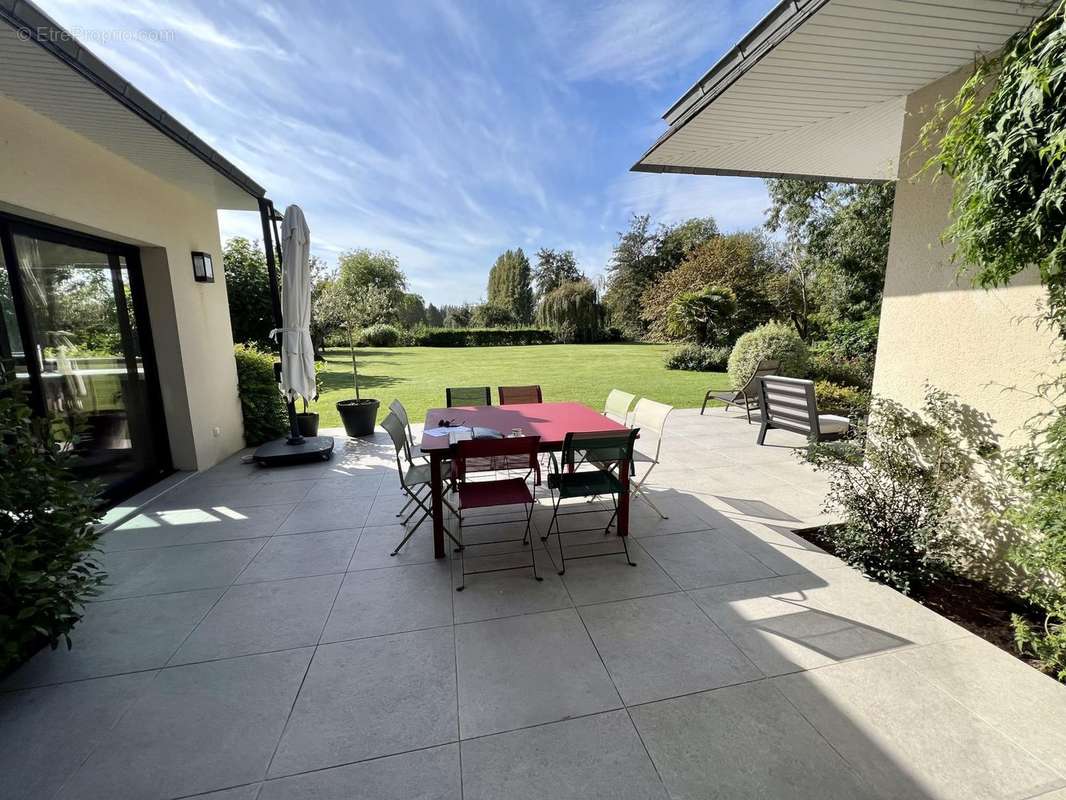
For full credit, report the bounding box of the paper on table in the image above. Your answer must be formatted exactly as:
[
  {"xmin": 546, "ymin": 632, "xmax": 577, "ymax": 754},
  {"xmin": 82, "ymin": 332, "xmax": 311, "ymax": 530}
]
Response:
[{"xmin": 424, "ymin": 425, "xmax": 472, "ymax": 438}]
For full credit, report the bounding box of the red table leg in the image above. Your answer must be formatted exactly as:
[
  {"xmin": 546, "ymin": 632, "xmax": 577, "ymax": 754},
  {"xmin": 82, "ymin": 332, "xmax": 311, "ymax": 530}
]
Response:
[
  {"xmin": 617, "ymin": 456, "xmax": 630, "ymax": 538},
  {"xmin": 430, "ymin": 451, "xmax": 445, "ymax": 559}
]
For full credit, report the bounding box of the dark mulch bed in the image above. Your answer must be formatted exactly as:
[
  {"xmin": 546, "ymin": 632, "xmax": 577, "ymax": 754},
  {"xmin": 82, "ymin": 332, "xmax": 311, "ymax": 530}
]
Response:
[{"xmin": 793, "ymin": 524, "xmax": 1045, "ymax": 672}]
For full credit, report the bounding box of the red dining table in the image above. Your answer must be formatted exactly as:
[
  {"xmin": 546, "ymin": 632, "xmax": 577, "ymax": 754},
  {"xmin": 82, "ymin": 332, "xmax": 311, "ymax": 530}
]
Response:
[{"xmin": 419, "ymin": 402, "xmax": 633, "ymax": 559}]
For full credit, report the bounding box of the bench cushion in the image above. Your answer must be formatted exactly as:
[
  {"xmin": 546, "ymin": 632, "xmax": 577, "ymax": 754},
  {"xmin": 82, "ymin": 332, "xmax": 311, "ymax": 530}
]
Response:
[{"xmin": 817, "ymin": 414, "xmax": 850, "ymax": 435}]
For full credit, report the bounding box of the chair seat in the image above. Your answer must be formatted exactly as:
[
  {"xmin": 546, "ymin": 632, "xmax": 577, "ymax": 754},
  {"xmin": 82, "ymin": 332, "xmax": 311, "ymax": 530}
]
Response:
[
  {"xmin": 405, "ymin": 461, "xmax": 452, "ymax": 486},
  {"xmin": 817, "ymin": 414, "xmax": 851, "ymax": 434},
  {"xmin": 548, "ymin": 470, "xmax": 622, "ymax": 499},
  {"xmin": 708, "ymin": 390, "xmax": 755, "ymax": 406},
  {"xmin": 458, "ymin": 477, "xmax": 533, "ymax": 509}
]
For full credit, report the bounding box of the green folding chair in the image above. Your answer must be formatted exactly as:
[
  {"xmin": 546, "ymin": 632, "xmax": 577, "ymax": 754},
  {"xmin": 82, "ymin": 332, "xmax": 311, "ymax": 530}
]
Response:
[
  {"xmin": 446, "ymin": 386, "xmax": 491, "ymax": 407},
  {"xmin": 542, "ymin": 428, "xmax": 640, "ymax": 575}
]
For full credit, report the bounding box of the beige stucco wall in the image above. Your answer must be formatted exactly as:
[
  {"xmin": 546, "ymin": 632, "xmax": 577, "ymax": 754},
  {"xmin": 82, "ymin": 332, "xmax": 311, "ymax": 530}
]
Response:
[
  {"xmin": 874, "ymin": 68, "xmax": 1060, "ymax": 448},
  {"xmin": 0, "ymin": 94, "xmax": 245, "ymax": 470}
]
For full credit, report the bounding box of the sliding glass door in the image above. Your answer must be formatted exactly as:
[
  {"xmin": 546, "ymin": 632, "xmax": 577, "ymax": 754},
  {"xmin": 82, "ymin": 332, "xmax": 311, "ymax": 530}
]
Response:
[{"xmin": 0, "ymin": 215, "xmax": 170, "ymax": 502}]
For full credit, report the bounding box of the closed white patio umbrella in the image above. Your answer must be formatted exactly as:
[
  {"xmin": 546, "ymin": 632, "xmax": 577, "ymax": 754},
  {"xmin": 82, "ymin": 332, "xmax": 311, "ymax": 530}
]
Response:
[
  {"xmin": 252, "ymin": 200, "xmax": 333, "ymax": 466},
  {"xmin": 275, "ymin": 204, "xmax": 316, "ymax": 408}
]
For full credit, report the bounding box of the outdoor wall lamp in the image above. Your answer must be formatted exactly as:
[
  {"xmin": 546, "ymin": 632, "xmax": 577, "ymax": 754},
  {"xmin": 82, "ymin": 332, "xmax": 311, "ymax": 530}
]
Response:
[{"xmin": 192, "ymin": 251, "xmax": 214, "ymax": 283}]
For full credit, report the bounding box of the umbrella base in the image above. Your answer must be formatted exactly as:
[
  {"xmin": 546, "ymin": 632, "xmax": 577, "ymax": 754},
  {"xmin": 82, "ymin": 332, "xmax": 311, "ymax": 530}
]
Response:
[{"xmin": 253, "ymin": 435, "xmax": 334, "ymax": 467}]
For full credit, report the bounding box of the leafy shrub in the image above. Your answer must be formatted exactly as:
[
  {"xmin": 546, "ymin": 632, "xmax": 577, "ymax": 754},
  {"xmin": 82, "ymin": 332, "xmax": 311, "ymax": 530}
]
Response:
[
  {"xmin": 665, "ymin": 286, "xmax": 736, "ymax": 345},
  {"xmin": 1008, "ymin": 386, "xmax": 1066, "ymax": 680},
  {"xmin": 808, "ymin": 388, "xmax": 994, "ymax": 594},
  {"xmin": 233, "ymin": 344, "xmax": 287, "ymax": 446},
  {"xmin": 470, "ymin": 303, "xmax": 516, "ymax": 328},
  {"xmin": 807, "ymin": 316, "xmax": 879, "ymax": 389},
  {"xmin": 640, "ymin": 232, "xmax": 777, "ymax": 342},
  {"xmin": 727, "ymin": 321, "xmax": 808, "ymax": 388},
  {"xmin": 815, "ymin": 380, "xmax": 871, "ymax": 417},
  {"xmin": 919, "ymin": 0, "xmax": 1066, "ymax": 293},
  {"xmin": 361, "ymin": 323, "xmax": 401, "ymax": 347},
  {"xmin": 537, "ymin": 280, "xmax": 605, "ymax": 343},
  {"xmin": 1, "ymin": 379, "xmax": 104, "ymax": 674},
  {"xmin": 808, "ymin": 351, "xmax": 874, "ymax": 390},
  {"xmin": 664, "ymin": 344, "xmax": 731, "ymax": 372},
  {"xmin": 410, "ymin": 327, "xmax": 554, "ymax": 347}
]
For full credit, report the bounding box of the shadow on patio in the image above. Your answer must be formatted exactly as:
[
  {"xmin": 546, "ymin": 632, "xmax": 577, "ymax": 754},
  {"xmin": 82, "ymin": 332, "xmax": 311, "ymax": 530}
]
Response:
[{"xmin": 1, "ymin": 408, "xmax": 1064, "ymax": 799}]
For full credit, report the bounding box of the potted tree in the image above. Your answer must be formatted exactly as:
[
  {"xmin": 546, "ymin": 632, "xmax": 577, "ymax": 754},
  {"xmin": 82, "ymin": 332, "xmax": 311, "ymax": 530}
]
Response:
[{"xmin": 315, "ymin": 282, "xmax": 391, "ymax": 437}]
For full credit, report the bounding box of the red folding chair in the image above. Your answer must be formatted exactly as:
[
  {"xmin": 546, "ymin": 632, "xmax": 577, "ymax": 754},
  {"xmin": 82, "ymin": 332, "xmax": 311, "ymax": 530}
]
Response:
[{"xmin": 453, "ymin": 435, "xmax": 542, "ymax": 591}]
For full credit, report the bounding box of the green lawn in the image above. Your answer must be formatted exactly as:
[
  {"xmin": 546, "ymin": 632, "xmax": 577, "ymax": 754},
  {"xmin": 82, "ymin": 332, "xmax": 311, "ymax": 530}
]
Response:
[{"xmin": 308, "ymin": 343, "xmax": 730, "ymax": 428}]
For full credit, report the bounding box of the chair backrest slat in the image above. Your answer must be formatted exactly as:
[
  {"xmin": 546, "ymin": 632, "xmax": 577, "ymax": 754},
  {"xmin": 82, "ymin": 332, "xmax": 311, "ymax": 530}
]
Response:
[
  {"xmin": 603, "ymin": 389, "xmax": 636, "ymax": 424},
  {"xmin": 736, "ymin": 359, "xmax": 780, "ymax": 393},
  {"xmin": 757, "ymin": 376, "xmax": 818, "ymax": 436},
  {"xmin": 446, "ymin": 386, "xmax": 491, "ymax": 407},
  {"xmin": 498, "ymin": 385, "xmax": 542, "ymax": 405}
]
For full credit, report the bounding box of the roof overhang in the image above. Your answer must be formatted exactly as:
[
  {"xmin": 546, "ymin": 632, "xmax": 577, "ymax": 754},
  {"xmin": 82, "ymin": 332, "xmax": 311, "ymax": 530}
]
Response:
[
  {"xmin": 0, "ymin": 0, "xmax": 264, "ymax": 211},
  {"xmin": 634, "ymin": 0, "xmax": 1048, "ymax": 183}
]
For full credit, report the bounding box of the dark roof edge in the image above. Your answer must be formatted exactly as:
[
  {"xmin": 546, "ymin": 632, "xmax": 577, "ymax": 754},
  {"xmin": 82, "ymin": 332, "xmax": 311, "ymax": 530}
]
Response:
[
  {"xmin": 630, "ymin": 162, "xmax": 889, "ymax": 186},
  {"xmin": 1, "ymin": 0, "xmax": 266, "ymax": 199}
]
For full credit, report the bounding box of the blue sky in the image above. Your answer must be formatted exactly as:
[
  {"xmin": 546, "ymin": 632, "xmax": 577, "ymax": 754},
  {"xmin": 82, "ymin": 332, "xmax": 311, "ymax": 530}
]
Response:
[{"xmin": 40, "ymin": 0, "xmax": 777, "ymax": 305}]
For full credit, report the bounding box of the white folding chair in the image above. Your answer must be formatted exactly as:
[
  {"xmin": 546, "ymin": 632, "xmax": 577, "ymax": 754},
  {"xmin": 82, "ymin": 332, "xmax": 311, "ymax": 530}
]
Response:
[
  {"xmin": 627, "ymin": 398, "xmax": 674, "ymax": 519},
  {"xmin": 603, "ymin": 389, "xmax": 636, "ymax": 425},
  {"xmin": 388, "ymin": 398, "xmax": 425, "ymax": 462}
]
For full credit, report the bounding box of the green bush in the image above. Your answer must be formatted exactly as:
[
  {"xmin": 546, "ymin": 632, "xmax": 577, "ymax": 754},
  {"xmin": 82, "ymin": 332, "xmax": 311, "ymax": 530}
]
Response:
[
  {"xmin": 808, "ymin": 389, "xmax": 992, "ymax": 594},
  {"xmin": 233, "ymin": 344, "xmax": 287, "ymax": 446},
  {"xmin": 361, "ymin": 323, "xmax": 401, "ymax": 347},
  {"xmin": 0, "ymin": 379, "xmax": 104, "ymax": 674},
  {"xmin": 807, "ymin": 316, "xmax": 879, "ymax": 389},
  {"xmin": 664, "ymin": 344, "xmax": 731, "ymax": 372},
  {"xmin": 815, "ymin": 380, "xmax": 871, "ymax": 418},
  {"xmin": 470, "ymin": 303, "xmax": 517, "ymax": 328},
  {"xmin": 410, "ymin": 327, "xmax": 554, "ymax": 347},
  {"xmin": 808, "ymin": 351, "xmax": 874, "ymax": 390},
  {"xmin": 1008, "ymin": 395, "xmax": 1066, "ymax": 680},
  {"xmin": 728, "ymin": 321, "xmax": 808, "ymax": 388}
]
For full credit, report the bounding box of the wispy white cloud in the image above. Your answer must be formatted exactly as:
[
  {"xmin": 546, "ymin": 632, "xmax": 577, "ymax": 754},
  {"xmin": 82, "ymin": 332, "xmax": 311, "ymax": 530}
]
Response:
[{"xmin": 37, "ymin": 0, "xmax": 776, "ymax": 304}]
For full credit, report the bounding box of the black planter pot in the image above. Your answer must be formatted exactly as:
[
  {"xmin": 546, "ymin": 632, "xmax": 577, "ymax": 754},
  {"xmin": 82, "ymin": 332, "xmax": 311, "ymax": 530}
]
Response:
[
  {"xmin": 336, "ymin": 398, "xmax": 379, "ymax": 437},
  {"xmin": 296, "ymin": 412, "xmax": 320, "ymax": 437}
]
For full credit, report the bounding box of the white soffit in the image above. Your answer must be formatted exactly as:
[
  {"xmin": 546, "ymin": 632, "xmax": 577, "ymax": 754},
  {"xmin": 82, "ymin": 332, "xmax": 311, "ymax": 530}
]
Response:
[
  {"xmin": 0, "ymin": 10, "xmax": 262, "ymax": 211},
  {"xmin": 634, "ymin": 0, "xmax": 1048, "ymax": 183}
]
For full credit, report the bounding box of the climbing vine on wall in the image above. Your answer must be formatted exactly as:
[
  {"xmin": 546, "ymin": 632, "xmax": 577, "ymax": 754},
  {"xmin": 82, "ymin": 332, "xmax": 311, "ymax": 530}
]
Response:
[{"xmin": 919, "ymin": 0, "xmax": 1066, "ymax": 310}]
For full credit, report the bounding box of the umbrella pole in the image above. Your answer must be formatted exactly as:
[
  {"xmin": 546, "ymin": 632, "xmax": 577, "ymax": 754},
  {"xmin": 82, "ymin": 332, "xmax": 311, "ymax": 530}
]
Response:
[{"xmin": 258, "ymin": 197, "xmax": 304, "ymax": 446}]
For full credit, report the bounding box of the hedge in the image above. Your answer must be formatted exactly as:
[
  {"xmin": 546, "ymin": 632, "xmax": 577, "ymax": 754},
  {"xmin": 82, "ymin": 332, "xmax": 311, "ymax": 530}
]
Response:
[
  {"xmin": 233, "ymin": 343, "xmax": 287, "ymax": 446},
  {"xmin": 411, "ymin": 327, "xmax": 554, "ymax": 347}
]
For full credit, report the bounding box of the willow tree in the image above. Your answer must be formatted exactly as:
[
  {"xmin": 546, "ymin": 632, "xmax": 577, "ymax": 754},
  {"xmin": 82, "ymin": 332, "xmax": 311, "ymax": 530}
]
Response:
[{"xmin": 537, "ymin": 279, "xmax": 604, "ymax": 343}]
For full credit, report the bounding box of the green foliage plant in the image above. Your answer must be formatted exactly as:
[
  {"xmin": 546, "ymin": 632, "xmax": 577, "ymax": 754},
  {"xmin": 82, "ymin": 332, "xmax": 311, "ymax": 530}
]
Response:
[
  {"xmin": 666, "ymin": 286, "xmax": 737, "ymax": 346},
  {"xmin": 727, "ymin": 321, "xmax": 808, "ymax": 388},
  {"xmin": 0, "ymin": 377, "xmax": 104, "ymax": 673},
  {"xmin": 222, "ymin": 237, "xmax": 275, "ymax": 351},
  {"xmin": 918, "ymin": 0, "xmax": 1066, "ymax": 298},
  {"xmin": 470, "ymin": 302, "xmax": 517, "ymax": 328},
  {"xmin": 487, "ymin": 249, "xmax": 535, "ymax": 323},
  {"xmin": 814, "ymin": 380, "xmax": 871, "ymax": 418},
  {"xmin": 361, "ymin": 323, "xmax": 402, "ymax": 347},
  {"xmin": 410, "ymin": 327, "xmax": 554, "ymax": 347},
  {"xmin": 537, "ymin": 279, "xmax": 605, "ymax": 343},
  {"xmin": 808, "ymin": 388, "xmax": 997, "ymax": 594},
  {"xmin": 664, "ymin": 343, "xmax": 731, "ymax": 372},
  {"xmin": 233, "ymin": 343, "xmax": 287, "ymax": 445}
]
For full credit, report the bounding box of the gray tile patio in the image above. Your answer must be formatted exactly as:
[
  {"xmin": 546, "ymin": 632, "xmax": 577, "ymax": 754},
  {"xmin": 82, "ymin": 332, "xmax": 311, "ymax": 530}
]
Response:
[{"xmin": 2, "ymin": 411, "xmax": 1065, "ymax": 799}]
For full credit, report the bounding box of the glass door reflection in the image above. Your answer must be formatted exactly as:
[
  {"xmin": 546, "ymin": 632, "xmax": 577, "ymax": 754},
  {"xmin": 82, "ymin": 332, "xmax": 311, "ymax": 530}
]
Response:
[{"xmin": 9, "ymin": 231, "xmax": 166, "ymax": 497}]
